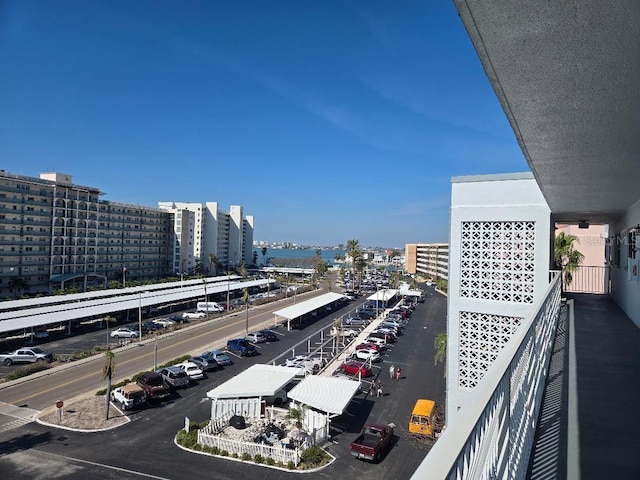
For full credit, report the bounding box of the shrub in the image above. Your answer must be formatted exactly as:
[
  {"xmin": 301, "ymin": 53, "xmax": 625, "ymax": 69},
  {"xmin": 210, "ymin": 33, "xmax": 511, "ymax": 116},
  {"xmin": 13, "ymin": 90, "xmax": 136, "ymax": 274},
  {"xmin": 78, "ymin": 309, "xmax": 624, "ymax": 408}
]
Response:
[
  {"xmin": 241, "ymin": 452, "xmax": 251, "ymax": 461},
  {"xmin": 287, "ymin": 460, "xmax": 295, "ymax": 470},
  {"xmin": 253, "ymin": 454, "xmax": 263, "ymax": 464},
  {"xmin": 300, "ymin": 446, "xmax": 329, "ymax": 467},
  {"xmin": 220, "ymin": 450, "xmax": 229, "ymax": 456},
  {"xmin": 5, "ymin": 362, "xmax": 50, "ymax": 381},
  {"xmin": 265, "ymin": 457, "xmax": 275, "ymax": 466},
  {"xmin": 231, "ymin": 452, "xmax": 238, "ymax": 458},
  {"xmin": 211, "ymin": 446, "xmax": 219, "ymax": 455}
]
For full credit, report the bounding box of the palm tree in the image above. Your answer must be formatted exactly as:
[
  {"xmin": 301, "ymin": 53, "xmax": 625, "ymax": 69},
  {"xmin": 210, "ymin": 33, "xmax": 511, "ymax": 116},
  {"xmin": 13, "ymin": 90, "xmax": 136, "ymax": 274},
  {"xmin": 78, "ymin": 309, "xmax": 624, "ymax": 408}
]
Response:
[
  {"xmin": 208, "ymin": 253, "xmax": 219, "ymax": 276},
  {"xmin": 252, "ymin": 251, "xmax": 258, "ymax": 266},
  {"xmin": 554, "ymin": 232, "xmax": 585, "ymax": 290},
  {"xmin": 102, "ymin": 350, "xmax": 116, "ymax": 420},
  {"xmin": 242, "ymin": 288, "xmax": 250, "ymax": 335},
  {"xmin": 8, "ymin": 276, "xmax": 28, "ymax": 298},
  {"xmin": 434, "ymin": 332, "xmax": 447, "ymax": 377},
  {"xmin": 238, "ymin": 263, "xmax": 248, "ymax": 278},
  {"xmin": 346, "ymin": 239, "xmax": 361, "ymax": 291},
  {"xmin": 285, "ymin": 405, "xmax": 304, "ymax": 429},
  {"xmin": 261, "ymin": 246, "xmax": 268, "ymax": 266}
]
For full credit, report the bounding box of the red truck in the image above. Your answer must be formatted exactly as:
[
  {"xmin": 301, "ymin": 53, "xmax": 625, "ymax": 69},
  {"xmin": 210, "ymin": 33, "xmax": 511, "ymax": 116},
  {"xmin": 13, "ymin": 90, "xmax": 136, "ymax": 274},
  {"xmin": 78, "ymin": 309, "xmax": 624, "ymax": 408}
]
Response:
[{"xmin": 350, "ymin": 423, "xmax": 395, "ymax": 461}]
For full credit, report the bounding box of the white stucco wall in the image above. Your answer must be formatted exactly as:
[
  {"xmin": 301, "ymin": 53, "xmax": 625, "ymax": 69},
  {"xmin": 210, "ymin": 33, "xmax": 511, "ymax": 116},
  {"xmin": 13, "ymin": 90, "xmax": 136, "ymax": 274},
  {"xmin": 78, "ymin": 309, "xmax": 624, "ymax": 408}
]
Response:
[
  {"xmin": 446, "ymin": 173, "xmax": 551, "ymax": 427},
  {"xmin": 609, "ymin": 197, "xmax": 640, "ymax": 328}
]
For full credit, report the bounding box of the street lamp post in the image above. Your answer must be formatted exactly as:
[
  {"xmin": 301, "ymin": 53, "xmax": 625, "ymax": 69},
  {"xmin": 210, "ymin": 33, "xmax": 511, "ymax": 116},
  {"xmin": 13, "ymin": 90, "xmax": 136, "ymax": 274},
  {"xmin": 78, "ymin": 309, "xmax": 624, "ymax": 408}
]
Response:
[
  {"xmin": 138, "ymin": 292, "xmax": 142, "ymax": 340},
  {"xmin": 122, "ymin": 266, "xmax": 127, "ymax": 288},
  {"xmin": 203, "ymin": 280, "xmax": 209, "ymax": 316}
]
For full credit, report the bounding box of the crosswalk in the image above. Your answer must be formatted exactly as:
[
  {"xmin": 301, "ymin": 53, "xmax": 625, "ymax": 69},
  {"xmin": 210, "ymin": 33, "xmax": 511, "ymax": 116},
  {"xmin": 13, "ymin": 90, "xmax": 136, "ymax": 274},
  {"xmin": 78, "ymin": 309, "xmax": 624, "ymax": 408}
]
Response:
[{"xmin": 0, "ymin": 401, "xmax": 40, "ymax": 433}]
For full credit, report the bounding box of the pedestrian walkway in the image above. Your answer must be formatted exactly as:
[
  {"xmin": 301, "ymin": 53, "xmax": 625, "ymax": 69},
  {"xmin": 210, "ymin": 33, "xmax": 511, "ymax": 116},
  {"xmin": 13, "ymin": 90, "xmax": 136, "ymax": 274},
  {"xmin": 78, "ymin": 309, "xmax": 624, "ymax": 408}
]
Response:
[
  {"xmin": 528, "ymin": 294, "xmax": 640, "ymax": 480},
  {"xmin": 0, "ymin": 402, "xmax": 39, "ymax": 433}
]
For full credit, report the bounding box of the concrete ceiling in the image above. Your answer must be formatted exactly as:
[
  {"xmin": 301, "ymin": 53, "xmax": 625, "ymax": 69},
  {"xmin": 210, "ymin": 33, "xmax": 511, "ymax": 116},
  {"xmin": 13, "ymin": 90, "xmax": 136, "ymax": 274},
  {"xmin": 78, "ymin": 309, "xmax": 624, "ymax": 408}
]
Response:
[{"xmin": 454, "ymin": 0, "xmax": 640, "ymax": 224}]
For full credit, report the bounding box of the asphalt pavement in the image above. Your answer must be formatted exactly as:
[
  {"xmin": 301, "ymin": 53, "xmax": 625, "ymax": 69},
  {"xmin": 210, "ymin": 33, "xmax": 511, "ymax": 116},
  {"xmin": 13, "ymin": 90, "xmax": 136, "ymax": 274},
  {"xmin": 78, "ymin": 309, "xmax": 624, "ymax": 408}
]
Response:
[{"xmin": 0, "ymin": 285, "xmax": 446, "ymax": 479}]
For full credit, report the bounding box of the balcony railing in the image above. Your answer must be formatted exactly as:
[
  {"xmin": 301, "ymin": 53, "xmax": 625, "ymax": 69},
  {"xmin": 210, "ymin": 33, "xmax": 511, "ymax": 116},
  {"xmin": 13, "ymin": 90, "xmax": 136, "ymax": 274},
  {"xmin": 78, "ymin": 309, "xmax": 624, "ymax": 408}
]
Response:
[
  {"xmin": 412, "ymin": 272, "xmax": 562, "ymax": 480},
  {"xmin": 563, "ymin": 265, "xmax": 609, "ymax": 294}
]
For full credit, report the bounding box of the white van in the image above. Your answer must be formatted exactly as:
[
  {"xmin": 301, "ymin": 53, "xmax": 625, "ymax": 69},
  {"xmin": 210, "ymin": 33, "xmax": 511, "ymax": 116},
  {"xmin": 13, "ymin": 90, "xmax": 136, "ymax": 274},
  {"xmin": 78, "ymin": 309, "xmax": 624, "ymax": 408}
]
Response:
[{"xmin": 196, "ymin": 302, "xmax": 224, "ymax": 313}]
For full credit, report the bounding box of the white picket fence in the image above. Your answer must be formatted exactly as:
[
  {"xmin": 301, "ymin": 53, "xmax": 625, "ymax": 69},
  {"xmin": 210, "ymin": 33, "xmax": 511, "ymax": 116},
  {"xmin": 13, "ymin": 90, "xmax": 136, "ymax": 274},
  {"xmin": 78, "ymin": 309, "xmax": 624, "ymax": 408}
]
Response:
[{"xmin": 197, "ymin": 422, "xmax": 304, "ymax": 466}]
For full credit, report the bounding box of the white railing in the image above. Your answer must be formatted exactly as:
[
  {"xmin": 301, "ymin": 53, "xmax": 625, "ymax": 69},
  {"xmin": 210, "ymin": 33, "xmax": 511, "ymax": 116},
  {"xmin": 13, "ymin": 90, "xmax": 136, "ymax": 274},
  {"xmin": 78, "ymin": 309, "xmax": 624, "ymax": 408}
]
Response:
[
  {"xmin": 412, "ymin": 272, "xmax": 562, "ymax": 479},
  {"xmin": 198, "ymin": 424, "xmax": 302, "ymax": 466}
]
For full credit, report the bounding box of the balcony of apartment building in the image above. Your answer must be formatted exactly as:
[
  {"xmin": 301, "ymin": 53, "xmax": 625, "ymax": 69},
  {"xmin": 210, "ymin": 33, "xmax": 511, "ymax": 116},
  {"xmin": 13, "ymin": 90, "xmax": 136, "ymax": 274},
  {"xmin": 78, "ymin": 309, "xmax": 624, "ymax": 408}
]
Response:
[{"xmin": 412, "ymin": 3, "xmax": 640, "ymax": 479}]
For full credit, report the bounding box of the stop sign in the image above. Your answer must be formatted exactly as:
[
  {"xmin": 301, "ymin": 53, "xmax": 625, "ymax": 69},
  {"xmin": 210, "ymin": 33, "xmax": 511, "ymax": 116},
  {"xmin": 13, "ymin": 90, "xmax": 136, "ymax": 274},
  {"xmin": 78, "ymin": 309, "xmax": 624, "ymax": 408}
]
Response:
[{"xmin": 56, "ymin": 400, "xmax": 64, "ymax": 409}]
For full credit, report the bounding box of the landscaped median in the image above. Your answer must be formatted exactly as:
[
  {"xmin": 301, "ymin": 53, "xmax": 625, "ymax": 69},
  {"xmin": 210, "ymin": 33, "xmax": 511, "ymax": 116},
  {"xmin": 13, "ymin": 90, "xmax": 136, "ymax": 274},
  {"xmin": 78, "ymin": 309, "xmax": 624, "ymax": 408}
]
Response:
[{"xmin": 175, "ymin": 419, "xmax": 334, "ymax": 472}]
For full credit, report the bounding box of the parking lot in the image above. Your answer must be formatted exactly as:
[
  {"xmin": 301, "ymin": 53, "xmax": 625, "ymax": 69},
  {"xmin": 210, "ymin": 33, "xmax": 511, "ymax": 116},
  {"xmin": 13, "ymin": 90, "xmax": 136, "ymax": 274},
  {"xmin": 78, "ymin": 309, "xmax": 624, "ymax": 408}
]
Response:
[{"xmin": 0, "ymin": 284, "xmax": 446, "ymax": 479}]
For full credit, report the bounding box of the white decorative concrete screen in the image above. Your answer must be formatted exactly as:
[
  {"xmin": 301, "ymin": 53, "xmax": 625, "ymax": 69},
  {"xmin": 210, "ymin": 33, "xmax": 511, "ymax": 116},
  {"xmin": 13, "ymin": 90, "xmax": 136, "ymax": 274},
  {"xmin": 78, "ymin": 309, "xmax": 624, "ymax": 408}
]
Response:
[
  {"xmin": 458, "ymin": 311, "xmax": 524, "ymax": 388},
  {"xmin": 459, "ymin": 221, "xmax": 536, "ymax": 304}
]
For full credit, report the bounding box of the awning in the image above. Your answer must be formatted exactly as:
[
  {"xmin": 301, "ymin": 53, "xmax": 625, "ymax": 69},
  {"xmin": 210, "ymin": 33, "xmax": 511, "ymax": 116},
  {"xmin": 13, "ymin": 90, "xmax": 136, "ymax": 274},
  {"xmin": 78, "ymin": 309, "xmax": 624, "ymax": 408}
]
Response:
[
  {"xmin": 398, "ymin": 289, "xmax": 423, "ymax": 297},
  {"xmin": 366, "ymin": 289, "xmax": 398, "ymax": 302},
  {"xmin": 273, "ymin": 292, "xmax": 345, "ymax": 320},
  {"xmin": 206, "ymin": 364, "xmax": 302, "ymax": 399},
  {"xmin": 287, "ymin": 376, "xmax": 361, "ymax": 415}
]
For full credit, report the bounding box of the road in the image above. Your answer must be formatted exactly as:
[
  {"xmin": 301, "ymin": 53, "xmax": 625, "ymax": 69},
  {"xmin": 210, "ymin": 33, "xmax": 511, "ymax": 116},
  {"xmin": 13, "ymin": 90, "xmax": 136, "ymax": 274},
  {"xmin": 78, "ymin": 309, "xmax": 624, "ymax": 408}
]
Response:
[{"xmin": 0, "ymin": 284, "xmax": 447, "ymax": 480}]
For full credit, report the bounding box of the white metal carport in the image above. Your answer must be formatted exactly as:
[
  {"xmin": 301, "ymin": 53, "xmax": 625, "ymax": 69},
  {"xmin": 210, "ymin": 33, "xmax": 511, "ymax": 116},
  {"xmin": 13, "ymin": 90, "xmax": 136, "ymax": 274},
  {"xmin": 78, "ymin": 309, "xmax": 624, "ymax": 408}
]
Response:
[
  {"xmin": 273, "ymin": 292, "xmax": 346, "ymax": 330},
  {"xmin": 287, "ymin": 376, "xmax": 362, "ymax": 442},
  {"xmin": 206, "ymin": 364, "xmax": 303, "ymax": 420}
]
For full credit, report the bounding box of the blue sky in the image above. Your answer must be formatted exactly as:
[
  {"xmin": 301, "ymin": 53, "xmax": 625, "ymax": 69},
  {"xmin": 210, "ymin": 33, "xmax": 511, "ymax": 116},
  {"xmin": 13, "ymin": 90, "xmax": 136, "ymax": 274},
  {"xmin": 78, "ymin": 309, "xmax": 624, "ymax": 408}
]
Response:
[{"xmin": 0, "ymin": 1, "xmax": 528, "ymax": 248}]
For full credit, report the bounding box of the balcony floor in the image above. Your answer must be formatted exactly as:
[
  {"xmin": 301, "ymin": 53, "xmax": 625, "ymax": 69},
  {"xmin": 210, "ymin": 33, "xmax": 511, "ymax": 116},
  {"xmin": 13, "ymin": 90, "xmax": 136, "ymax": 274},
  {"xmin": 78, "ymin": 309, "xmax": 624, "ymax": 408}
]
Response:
[{"xmin": 529, "ymin": 293, "xmax": 640, "ymax": 479}]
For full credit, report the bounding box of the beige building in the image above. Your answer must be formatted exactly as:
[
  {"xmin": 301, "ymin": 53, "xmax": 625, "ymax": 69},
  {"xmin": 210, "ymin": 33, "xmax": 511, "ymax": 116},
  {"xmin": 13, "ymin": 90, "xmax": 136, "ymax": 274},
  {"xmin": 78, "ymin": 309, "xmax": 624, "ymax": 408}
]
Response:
[
  {"xmin": 0, "ymin": 170, "xmax": 173, "ymax": 296},
  {"xmin": 404, "ymin": 243, "xmax": 449, "ymax": 280}
]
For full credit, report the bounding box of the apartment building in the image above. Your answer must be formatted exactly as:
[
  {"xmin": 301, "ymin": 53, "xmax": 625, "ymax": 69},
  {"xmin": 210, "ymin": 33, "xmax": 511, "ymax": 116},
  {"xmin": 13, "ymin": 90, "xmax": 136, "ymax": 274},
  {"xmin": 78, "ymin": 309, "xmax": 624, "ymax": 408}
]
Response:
[
  {"xmin": 0, "ymin": 170, "xmax": 173, "ymax": 296},
  {"xmin": 404, "ymin": 243, "xmax": 449, "ymax": 280},
  {"xmin": 157, "ymin": 201, "xmax": 254, "ymax": 274}
]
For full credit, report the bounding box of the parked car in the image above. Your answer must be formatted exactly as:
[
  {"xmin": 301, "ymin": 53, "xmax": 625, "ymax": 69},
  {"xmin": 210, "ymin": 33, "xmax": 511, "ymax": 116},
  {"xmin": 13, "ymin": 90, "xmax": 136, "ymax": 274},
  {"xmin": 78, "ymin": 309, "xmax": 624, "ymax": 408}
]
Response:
[
  {"xmin": 136, "ymin": 372, "xmax": 171, "ymax": 400},
  {"xmin": 343, "ymin": 317, "xmax": 370, "ymax": 326},
  {"xmin": 141, "ymin": 321, "xmax": 162, "ymax": 334},
  {"xmin": 201, "ymin": 349, "xmax": 233, "ymax": 366},
  {"xmin": 338, "ymin": 361, "xmax": 373, "ymax": 377},
  {"xmin": 245, "ymin": 332, "xmax": 266, "ymax": 344},
  {"xmin": 32, "ymin": 330, "xmax": 50, "ymax": 339},
  {"xmin": 226, "ymin": 338, "xmax": 257, "ymax": 356},
  {"xmin": 330, "ymin": 326, "xmax": 359, "ymax": 338},
  {"xmin": 153, "ymin": 318, "xmax": 177, "ymax": 328},
  {"xmin": 182, "ymin": 311, "xmax": 206, "ymax": 320},
  {"xmin": 352, "ymin": 348, "xmax": 381, "ymax": 362},
  {"xmin": 350, "ymin": 423, "xmax": 395, "ymax": 461},
  {"xmin": 0, "ymin": 347, "xmax": 53, "ymax": 366},
  {"xmin": 258, "ymin": 329, "xmax": 279, "ymax": 342},
  {"xmin": 167, "ymin": 314, "xmax": 189, "ymax": 324},
  {"xmin": 110, "ymin": 384, "xmax": 146, "ymax": 410},
  {"xmin": 365, "ymin": 337, "xmax": 387, "ymax": 349},
  {"xmin": 189, "ymin": 355, "xmax": 219, "ymax": 372},
  {"xmin": 176, "ymin": 361, "xmax": 205, "ymax": 380},
  {"xmin": 355, "ymin": 342, "xmax": 382, "ymax": 352},
  {"xmin": 355, "ymin": 310, "xmax": 376, "ymax": 320},
  {"xmin": 158, "ymin": 366, "xmax": 190, "ymax": 389},
  {"xmin": 110, "ymin": 327, "xmax": 139, "ymax": 339}
]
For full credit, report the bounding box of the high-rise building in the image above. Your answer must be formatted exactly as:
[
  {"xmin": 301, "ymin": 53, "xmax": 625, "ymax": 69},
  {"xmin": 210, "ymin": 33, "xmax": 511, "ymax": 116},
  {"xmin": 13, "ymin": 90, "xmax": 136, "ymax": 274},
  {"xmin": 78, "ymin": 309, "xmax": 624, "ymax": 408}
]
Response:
[
  {"xmin": 404, "ymin": 243, "xmax": 449, "ymax": 280},
  {"xmin": 157, "ymin": 202, "xmax": 254, "ymax": 274},
  {"xmin": 0, "ymin": 170, "xmax": 173, "ymax": 296}
]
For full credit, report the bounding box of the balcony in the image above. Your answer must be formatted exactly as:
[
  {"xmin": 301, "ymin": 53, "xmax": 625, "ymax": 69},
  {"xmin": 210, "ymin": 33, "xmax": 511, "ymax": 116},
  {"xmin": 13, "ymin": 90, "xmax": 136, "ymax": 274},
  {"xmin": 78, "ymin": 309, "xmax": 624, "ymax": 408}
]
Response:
[{"xmin": 412, "ymin": 274, "xmax": 640, "ymax": 479}]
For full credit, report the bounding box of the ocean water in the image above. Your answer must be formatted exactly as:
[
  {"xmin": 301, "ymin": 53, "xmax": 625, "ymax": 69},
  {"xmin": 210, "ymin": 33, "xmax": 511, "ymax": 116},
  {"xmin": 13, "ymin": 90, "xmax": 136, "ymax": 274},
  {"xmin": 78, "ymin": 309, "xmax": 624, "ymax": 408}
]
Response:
[{"xmin": 253, "ymin": 248, "xmax": 346, "ymax": 266}]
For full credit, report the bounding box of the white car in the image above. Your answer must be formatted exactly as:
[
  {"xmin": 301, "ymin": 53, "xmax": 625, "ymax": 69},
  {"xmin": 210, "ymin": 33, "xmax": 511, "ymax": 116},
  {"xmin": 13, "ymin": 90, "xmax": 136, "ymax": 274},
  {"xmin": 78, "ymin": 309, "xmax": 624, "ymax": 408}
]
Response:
[
  {"xmin": 330, "ymin": 326, "xmax": 358, "ymax": 337},
  {"xmin": 110, "ymin": 327, "xmax": 139, "ymax": 339},
  {"xmin": 176, "ymin": 361, "xmax": 205, "ymax": 380},
  {"xmin": 352, "ymin": 348, "xmax": 381, "ymax": 362},
  {"xmin": 182, "ymin": 311, "xmax": 206, "ymax": 320},
  {"xmin": 245, "ymin": 332, "xmax": 266, "ymax": 343},
  {"xmin": 153, "ymin": 318, "xmax": 177, "ymax": 328}
]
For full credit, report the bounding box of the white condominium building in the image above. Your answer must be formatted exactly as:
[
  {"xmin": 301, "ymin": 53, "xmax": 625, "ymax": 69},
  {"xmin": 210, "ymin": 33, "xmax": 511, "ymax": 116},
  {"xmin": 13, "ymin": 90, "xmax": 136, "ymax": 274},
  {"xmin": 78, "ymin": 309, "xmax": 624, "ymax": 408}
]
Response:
[{"xmin": 157, "ymin": 201, "xmax": 254, "ymax": 275}]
